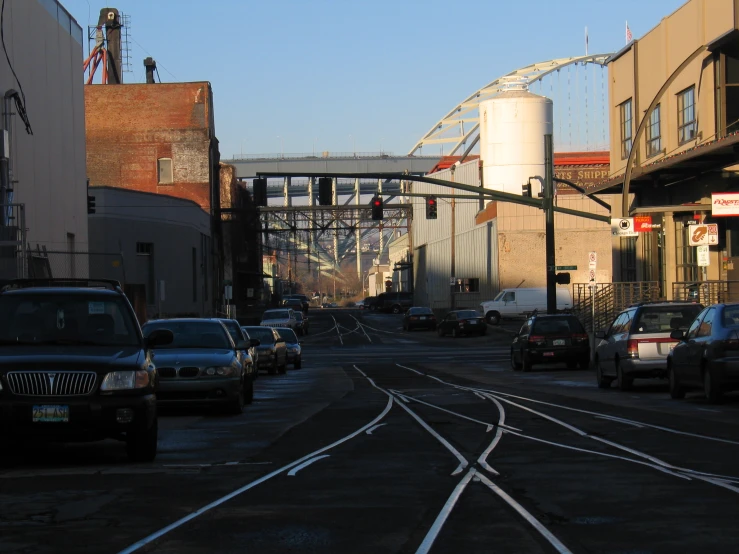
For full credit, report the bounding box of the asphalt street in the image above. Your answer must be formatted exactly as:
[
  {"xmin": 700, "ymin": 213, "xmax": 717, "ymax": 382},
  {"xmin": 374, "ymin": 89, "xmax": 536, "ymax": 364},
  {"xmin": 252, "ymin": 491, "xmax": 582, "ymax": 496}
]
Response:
[{"xmin": 3, "ymin": 308, "xmax": 739, "ymax": 553}]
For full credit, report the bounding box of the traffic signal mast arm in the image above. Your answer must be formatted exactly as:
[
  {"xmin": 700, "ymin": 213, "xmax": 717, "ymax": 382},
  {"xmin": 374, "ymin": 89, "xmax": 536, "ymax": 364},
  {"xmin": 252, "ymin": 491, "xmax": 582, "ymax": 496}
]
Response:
[{"xmin": 257, "ymin": 171, "xmax": 610, "ymax": 223}]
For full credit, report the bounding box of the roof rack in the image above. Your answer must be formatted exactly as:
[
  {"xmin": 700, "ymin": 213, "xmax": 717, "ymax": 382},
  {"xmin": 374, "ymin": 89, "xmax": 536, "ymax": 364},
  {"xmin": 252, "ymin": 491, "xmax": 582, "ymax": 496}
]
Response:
[
  {"xmin": 628, "ymin": 300, "xmax": 699, "ymax": 307},
  {"xmin": 2, "ymin": 278, "xmax": 123, "ymax": 292}
]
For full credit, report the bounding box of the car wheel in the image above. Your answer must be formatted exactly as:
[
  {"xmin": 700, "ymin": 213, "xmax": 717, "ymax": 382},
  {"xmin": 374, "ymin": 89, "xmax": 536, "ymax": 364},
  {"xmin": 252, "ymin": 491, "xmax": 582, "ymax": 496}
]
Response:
[
  {"xmin": 452, "ymin": 328, "xmax": 458, "ymax": 338},
  {"xmin": 126, "ymin": 419, "xmax": 158, "ymax": 463},
  {"xmin": 704, "ymin": 366, "xmax": 722, "ymax": 403},
  {"xmin": 226, "ymin": 380, "xmax": 246, "ymax": 414},
  {"xmin": 522, "ymin": 352, "xmax": 533, "ymax": 372},
  {"xmin": 668, "ymin": 364, "xmax": 685, "ymax": 399},
  {"xmin": 437, "ymin": 327, "xmax": 445, "ymax": 337},
  {"xmin": 245, "ymin": 375, "xmax": 254, "ymax": 404},
  {"xmin": 510, "ymin": 348, "xmax": 522, "ymax": 371},
  {"xmin": 616, "ymin": 361, "xmax": 633, "ymax": 391},
  {"xmin": 486, "ymin": 311, "xmax": 501, "ymax": 325},
  {"xmin": 295, "ymin": 357, "xmax": 302, "ymax": 370}
]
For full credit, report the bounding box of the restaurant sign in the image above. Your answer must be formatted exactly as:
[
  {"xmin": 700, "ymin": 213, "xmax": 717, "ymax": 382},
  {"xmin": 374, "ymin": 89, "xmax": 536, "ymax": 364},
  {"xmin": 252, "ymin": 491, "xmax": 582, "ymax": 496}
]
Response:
[{"xmin": 712, "ymin": 192, "xmax": 739, "ymax": 216}]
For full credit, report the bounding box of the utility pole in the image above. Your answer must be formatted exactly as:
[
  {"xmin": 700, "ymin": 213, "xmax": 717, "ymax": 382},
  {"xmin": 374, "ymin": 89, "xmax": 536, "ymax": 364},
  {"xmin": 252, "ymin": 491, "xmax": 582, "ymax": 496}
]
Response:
[
  {"xmin": 544, "ymin": 134, "xmax": 556, "ymax": 314},
  {"xmin": 450, "ymin": 163, "xmax": 457, "ymax": 310}
]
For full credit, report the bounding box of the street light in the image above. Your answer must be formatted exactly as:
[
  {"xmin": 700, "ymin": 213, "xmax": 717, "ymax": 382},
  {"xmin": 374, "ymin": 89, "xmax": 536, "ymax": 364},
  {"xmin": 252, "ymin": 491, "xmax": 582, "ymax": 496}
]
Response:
[{"xmin": 277, "ymin": 135, "xmax": 283, "ymax": 159}]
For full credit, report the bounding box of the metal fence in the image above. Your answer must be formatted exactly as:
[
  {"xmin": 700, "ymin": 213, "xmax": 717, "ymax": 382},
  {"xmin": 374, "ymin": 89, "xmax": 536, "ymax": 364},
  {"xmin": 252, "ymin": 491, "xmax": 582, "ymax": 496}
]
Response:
[
  {"xmin": 672, "ymin": 281, "xmax": 739, "ymax": 305},
  {"xmin": 573, "ymin": 282, "xmax": 661, "ymax": 332}
]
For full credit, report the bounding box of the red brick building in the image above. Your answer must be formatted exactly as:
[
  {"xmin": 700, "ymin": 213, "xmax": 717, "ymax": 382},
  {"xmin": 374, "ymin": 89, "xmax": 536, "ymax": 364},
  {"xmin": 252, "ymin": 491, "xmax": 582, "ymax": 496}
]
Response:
[{"xmin": 85, "ymin": 82, "xmax": 219, "ymax": 210}]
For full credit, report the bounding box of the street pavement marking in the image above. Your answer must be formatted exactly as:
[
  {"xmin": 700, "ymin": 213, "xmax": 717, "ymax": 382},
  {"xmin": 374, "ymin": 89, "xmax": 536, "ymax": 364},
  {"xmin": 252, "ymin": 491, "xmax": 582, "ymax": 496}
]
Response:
[
  {"xmin": 475, "ymin": 470, "xmax": 574, "ymax": 554},
  {"xmin": 366, "ymin": 423, "xmax": 387, "ymax": 435},
  {"xmin": 118, "ymin": 395, "xmax": 394, "ymax": 554},
  {"xmin": 287, "ymin": 455, "xmax": 330, "ymax": 476},
  {"xmin": 415, "ymin": 468, "xmax": 477, "ymax": 554}
]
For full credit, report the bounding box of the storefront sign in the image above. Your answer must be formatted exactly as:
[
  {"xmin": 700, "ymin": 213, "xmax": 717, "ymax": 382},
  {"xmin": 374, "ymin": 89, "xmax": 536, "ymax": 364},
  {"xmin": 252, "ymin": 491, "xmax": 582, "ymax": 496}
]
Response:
[
  {"xmin": 634, "ymin": 216, "xmax": 654, "ymax": 232},
  {"xmin": 611, "ymin": 218, "xmax": 638, "ymax": 237},
  {"xmin": 712, "ymin": 193, "xmax": 739, "ymax": 216}
]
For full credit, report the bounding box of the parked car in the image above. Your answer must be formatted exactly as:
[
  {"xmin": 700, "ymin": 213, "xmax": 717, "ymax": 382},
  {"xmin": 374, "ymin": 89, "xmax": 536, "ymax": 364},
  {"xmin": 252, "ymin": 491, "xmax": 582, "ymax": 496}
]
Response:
[
  {"xmin": 241, "ymin": 326, "xmax": 288, "ymax": 374},
  {"xmin": 510, "ymin": 314, "xmax": 590, "ymax": 372},
  {"xmin": 261, "ymin": 308, "xmax": 298, "ymax": 331},
  {"xmin": 0, "ymin": 278, "xmax": 173, "ymax": 462},
  {"xmin": 373, "ymin": 292, "xmax": 413, "ymax": 314},
  {"xmin": 403, "ymin": 307, "xmax": 437, "ymax": 331},
  {"xmin": 294, "ymin": 311, "xmax": 309, "ymax": 335},
  {"xmin": 594, "ymin": 301, "xmax": 704, "ymax": 390},
  {"xmin": 142, "ymin": 318, "xmax": 253, "ymax": 413},
  {"xmin": 480, "ymin": 287, "xmax": 572, "ymax": 325},
  {"xmin": 212, "ymin": 318, "xmax": 258, "ymax": 381},
  {"xmin": 437, "ymin": 310, "xmax": 487, "ymax": 337},
  {"xmin": 281, "ymin": 298, "xmax": 304, "ymax": 313},
  {"xmin": 361, "ymin": 297, "xmax": 375, "ymax": 310},
  {"xmin": 284, "ymin": 294, "xmax": 310, "ymax": 312},
  {"xmin": 276, "ymin": 327, "xmax": 302, "ymax": 369},
  {"xmin": 668, "ymin": 303, "xmax": 739, "ymax": 403}
]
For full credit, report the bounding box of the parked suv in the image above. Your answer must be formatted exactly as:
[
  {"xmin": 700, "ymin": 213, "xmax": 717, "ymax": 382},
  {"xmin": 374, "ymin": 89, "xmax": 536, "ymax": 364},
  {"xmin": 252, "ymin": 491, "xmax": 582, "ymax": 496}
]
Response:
[
  {"xmin": 594, "ymin": 301, "xmax": 703, "ymax": 390},
  {"xmin": 0, "ymin": 279, "xmax": 173, "ymax": 462},
  {"xmin": 373, "ymin": 292, "xmax": 413, "ymax": 314}
]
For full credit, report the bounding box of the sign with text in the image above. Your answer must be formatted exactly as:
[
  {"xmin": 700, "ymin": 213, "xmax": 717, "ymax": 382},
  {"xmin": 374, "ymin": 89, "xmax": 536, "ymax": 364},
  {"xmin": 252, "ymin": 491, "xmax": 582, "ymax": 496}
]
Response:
[
  {"xmin": 588, "ymin": 251, "xmax": 597, "ymax": 271},
  {"xmin": 707, "ymin": 223, "xmax": 719, "ymax": 245},
  {"xmin": 712, "ymin": 193, "xmax": 739, "ymax": 216},
  {"xmin": 688, "ymin": 225, "xmax": 710, "ymax": 246},
  {"xmin": 634, "ymin": 215, "xmax": 655, "ymax": 232},
  {"xmin": 611, "ymin": 218, "xmax": 638, "ymax": 237},
  {"xmin": 697, "ymin": 245, "xmax": 710, "ymax": 267}
]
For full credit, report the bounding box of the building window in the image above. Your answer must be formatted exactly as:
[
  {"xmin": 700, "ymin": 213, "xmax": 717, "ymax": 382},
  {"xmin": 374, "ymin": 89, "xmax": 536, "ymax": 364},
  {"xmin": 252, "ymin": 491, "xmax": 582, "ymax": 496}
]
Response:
[
  {"xmin": 620, "ymin": 99, "xmax": 633, "ymax": 160},
  {"xmin": 646, "ymin": 104, "xmax": 662, "ymax": 158},
  {"xmin": 620, "ymin": 237, "xmax": 637, "ymax": 282},
  {"xmin": 453, "ymin": 278, "xmax": 480, "ymax": 293},
  {"xmin": 677, "ymin": 86, "xmax": 696, "ymax": 144},
  {"xmin": 157, "ymin": 158, "xmax": 173, "ymax": 185}
]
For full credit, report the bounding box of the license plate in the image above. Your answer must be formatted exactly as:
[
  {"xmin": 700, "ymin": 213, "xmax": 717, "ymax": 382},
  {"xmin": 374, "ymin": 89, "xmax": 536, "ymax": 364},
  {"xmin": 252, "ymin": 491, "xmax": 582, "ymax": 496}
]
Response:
[
  {"xmin": 469, "ymin": 320, "xmax": 478, "ymax": 324},
  {"xmin": 543, "ymin": 352, "xmax": 555, "ymax": 357},
  {"xmin": 420, "ymin": 316, "xmax": 427, "ymax": 320},
  {"xmin": 32, "ymin": 405, "xmax": 69, "ymax": 423},
  {"xmin": 553, "ymin": 339, "xmax": 565, "ymax": 346}
]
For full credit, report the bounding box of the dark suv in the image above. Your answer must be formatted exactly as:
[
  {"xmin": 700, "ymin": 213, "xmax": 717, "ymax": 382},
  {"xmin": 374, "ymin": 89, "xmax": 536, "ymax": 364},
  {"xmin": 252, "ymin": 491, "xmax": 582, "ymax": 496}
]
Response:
[
  {"xmin": 0, "ymin": 279, "xmax": 173, "ymax": 462},
  {"xmin": 373, "ymin": 292, "xmax": 413, "ymax": 314}
]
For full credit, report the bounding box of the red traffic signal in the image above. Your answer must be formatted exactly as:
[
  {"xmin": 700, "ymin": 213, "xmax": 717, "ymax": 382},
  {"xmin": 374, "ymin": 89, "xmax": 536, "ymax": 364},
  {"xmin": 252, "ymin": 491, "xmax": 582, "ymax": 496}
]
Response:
[
  {"xmin": 426, "ymin": 195, "xmax": 438, "ymax": 219},
  {"xmin": 371, "ymin": 195, "xmax": 383, "ymax": 220}
]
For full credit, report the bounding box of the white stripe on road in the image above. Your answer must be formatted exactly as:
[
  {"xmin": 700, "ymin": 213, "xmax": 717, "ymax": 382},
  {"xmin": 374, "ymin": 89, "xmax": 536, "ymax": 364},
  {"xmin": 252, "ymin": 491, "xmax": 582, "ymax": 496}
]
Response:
[
  {"xmin": 118, "ymin": 395, "xmax": 394, "ymax": 554},
  {"xmin": 415, "ymin": 468, "xmax": 476, "ymax": 554},
  {"xmin": 287, "ymin": 455, "xmax": 330, "ymax": 476},
  {"xmin": 366, "ymin": 423, "xmax": 387, "ymax": 435},
  {"xmin": 475, "ymin": 471, "xmax": 574, "ymax": 554},
  {"xmin": 331, "ymin": 316, "xmax": 343, "ymax": 346},
  {"xmin": 396, "ymin": 363, "xmax": 424, "ymax": 375},
  {"xmin": 477, "ymin": 395, "xmax": 507, "ymax": 475}
]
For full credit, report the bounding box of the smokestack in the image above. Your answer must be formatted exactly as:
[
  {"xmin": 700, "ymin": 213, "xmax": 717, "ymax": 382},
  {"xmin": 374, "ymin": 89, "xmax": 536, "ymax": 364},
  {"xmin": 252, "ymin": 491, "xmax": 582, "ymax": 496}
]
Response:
[
  {"xmin": 144, "ymin": 57, "xmax": 157, "ymax": 84},
  {"xmin": 98, "ymin": 8, "xmax": 122, "ymax": 84}
]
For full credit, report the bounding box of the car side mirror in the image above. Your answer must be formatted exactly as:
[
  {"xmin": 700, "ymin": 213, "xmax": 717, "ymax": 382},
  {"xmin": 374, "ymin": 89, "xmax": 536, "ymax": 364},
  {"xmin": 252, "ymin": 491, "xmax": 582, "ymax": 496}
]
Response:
[
  {"xmin": 236, "ymin": 340, "xmax": 248, "ymax": 350},
  {"xmin": 594, "ymin": 330, "xmax": 606, "ymax": 339},
  {"xmin": 670, "ymin": 329, "xmax": 686, "ymax": 341},
  {"xmin": 249, "ymin": 338, "xmax": 261, "ymax": 347},
  {"xmin": 145, "ymin": 329, "xmax": 174, "ymax": 348}
]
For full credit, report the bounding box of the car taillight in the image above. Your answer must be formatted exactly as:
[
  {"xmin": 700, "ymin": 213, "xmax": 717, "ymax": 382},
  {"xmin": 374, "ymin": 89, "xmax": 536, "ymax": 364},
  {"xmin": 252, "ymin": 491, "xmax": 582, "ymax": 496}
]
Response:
[
  {"xmin": 627, "ymin": 339, "xmax": 639, "ymax": 358},
  {"xmin": 572, "ymin": 333, "xmax": 589, "ymax": 344},
  {"xmin": 528, "ymin": 335, "xmax": 546, "ymax": 346},
  {"xmin": 410, "ymin": 316, "xmax": 419, "ymax": 320},
  {"xmin": 726, "ymin": 331, "xmax": 739, "ymax": 350}
]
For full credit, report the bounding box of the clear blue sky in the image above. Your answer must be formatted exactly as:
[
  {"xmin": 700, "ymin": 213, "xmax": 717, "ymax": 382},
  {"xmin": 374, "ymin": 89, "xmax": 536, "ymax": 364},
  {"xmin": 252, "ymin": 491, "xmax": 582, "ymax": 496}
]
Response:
[{"xmin": 64, "ymin": 0, "xmax": 686, "ymax": 158}]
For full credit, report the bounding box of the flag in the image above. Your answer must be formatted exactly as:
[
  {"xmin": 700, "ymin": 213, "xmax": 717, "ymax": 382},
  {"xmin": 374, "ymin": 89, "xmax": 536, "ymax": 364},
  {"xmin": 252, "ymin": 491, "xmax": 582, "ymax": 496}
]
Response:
[{"xmin": 626, "ymin": 21, "xmax": 633, "ymax": 43}]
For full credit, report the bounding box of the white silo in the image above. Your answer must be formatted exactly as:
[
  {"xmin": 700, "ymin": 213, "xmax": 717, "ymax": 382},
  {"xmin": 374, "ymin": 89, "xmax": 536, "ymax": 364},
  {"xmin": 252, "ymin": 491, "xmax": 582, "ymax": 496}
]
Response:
[{"xmin": 478, "ymin": 90, "xmax": 553, "ymax": 196}]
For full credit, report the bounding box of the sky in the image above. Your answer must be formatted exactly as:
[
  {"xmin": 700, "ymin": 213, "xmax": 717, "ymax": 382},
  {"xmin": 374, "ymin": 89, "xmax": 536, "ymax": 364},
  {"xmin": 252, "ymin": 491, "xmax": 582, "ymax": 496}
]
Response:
[{"xmin": 63, "ymin": 0, "xmax": 687, "ymax": 159}]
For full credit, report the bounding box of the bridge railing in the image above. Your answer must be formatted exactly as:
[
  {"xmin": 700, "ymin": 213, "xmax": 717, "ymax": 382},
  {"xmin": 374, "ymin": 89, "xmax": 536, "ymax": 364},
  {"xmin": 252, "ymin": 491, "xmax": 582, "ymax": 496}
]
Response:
[{"xmin": 230, "ymin": 151, "xmax": 438, "ymax": 161}]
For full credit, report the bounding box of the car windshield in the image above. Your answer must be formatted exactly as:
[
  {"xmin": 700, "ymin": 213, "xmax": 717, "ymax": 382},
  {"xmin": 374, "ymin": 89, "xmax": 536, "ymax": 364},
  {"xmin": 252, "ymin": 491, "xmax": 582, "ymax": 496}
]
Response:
[
  {"xmin": 277, "ymin": 328, "xmax": 298, "ymax": 343},
  {"xmin": 723, "ymin": 305, "xmax": 739, "ymax": 326},
  {"xmin": 142, "ymin": 321, "xmax": 232, "ymax": 349},
  {"xmin": 264, "ymin": 310, "xmax": 289, "ymax": 320},
  {"xmin": 456, "ymin": 310, "xmax": 479, "ymax": 319},
  {"xmin": 493, "ymin": 291, "xmax": 506, "ymax": 301},
  {"xmin": 243, "ymin": 327, "xmax": 276, "ymax": 344},
  {"xmin": 409, "ymin": 307, "xmax": 433, "ymax": 315},
  {"xmin": 532, "ymin": 317, "xmax": 585, "ymax": 335},
  {"xmin": 632, "ymin": 305, "xmax": 703, "ymax": 334},
  {"xmin": 220, "ymin": 320, "xmax": 243, "ymax": 344},
  {"xmin": 0, "ymin": 293, "xmax": 141, "ymax": 346}
]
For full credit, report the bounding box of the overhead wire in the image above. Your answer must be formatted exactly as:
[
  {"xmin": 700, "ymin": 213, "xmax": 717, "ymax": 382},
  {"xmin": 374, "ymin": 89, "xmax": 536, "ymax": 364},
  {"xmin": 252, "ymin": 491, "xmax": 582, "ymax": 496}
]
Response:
[{"xmin": 0, "ymin": 0, "xmax": 32, "ymax": 134}]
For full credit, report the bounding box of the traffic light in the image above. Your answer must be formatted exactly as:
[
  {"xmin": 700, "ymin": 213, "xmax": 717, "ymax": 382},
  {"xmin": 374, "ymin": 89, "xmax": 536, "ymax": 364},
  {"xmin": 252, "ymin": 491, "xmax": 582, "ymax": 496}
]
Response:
[
  {"xmin": 87, "ymin": 194, "xmax": 96, "ymax": 214},
  {"xmin": 318, "ymin": 177, "xmax": 333, "ymax": 206},
  {"xmin": 426, "ymin": 195, "xmax": 438, "ymax": 219},
  {"xmin": 371, "ymin": 195, "xmax": 383, "ymax": 220},
  {"xmin": 555, "ymin": 272, "xmax": 571, "ymax": 285},
  {"xmin": 522, "ymin": 182, "xmax": 532, "ymax": 197},
  {"xmin": 252, "ymin": 178, "xmax": 267, "ymax": 206}
]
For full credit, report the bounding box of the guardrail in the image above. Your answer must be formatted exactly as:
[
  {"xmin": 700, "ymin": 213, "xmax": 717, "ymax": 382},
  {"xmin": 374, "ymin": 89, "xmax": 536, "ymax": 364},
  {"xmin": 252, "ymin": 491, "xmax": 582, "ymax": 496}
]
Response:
[{"xmin": 672, "ymin": 281, "xmax": 739, "ymax": 305}]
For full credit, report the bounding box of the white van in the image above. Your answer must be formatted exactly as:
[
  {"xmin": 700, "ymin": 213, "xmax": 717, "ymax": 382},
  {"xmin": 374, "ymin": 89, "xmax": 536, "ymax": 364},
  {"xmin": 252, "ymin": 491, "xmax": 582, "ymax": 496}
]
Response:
[{"xmin": 480, "ymin": 287, "xmax": 572, "ymax": 325}]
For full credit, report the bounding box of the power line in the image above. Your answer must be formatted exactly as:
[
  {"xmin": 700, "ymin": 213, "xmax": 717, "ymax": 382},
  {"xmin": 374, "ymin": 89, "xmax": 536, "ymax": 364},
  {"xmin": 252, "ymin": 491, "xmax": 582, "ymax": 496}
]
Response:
[{"xmin": 130, "ymin": 37, "xmax": 179, "ymax": 82}]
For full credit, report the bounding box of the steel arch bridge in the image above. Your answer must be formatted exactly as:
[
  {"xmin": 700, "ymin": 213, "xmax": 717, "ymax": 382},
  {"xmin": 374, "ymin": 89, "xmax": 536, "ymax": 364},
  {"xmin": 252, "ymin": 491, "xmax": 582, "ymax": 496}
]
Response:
[{"xmin": 408, "ymin": 54, "xmax": 612, "ymax": 157}]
